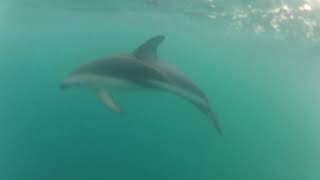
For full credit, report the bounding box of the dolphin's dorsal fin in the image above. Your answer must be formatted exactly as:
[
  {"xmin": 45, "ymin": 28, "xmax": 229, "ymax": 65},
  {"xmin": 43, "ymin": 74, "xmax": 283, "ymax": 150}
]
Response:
[{"xmin": 133, "ymin": 35, "xmax": 165, "ymax": 61}]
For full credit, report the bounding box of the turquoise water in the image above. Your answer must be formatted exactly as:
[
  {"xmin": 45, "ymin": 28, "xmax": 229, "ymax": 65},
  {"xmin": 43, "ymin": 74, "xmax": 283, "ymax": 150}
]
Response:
[{"xmin": 1, "ymin": 0, "xmax": 320, "ymax": 179}]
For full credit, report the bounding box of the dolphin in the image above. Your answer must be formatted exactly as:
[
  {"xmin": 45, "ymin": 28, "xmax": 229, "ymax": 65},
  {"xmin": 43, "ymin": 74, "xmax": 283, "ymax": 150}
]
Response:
[{"xmin": 61, "ymin": 35, "xmax": 223, "ymax": 135}]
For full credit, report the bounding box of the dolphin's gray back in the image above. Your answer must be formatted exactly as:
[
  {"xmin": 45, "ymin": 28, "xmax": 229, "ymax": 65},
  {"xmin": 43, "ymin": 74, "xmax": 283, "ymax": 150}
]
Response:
[
  {"xmin": 73, "ymin": 54, "xmax": 208, "ymax": 103},
  {"xmin": 73, "ymin": 55, "xmax": 168, "ymax": 87}
]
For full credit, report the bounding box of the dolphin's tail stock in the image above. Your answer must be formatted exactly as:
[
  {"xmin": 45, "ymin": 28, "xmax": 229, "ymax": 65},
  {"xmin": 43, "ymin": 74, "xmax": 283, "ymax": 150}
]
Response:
[{"xmin": 208, "ymin": 111, "xmax": 223, "ymax": 136}]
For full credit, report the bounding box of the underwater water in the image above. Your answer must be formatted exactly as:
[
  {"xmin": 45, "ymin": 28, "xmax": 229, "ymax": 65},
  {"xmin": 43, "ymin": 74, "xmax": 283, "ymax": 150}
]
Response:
[{"xmin": 1, "ymin": 0, "xmax": 320, "ymax": 179}]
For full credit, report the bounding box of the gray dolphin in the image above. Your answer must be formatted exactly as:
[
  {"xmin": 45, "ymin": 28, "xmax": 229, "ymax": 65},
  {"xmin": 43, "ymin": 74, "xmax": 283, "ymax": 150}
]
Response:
[{"xmin": 61, "ymin": 35, "xmax": 223, "ymax": 135}]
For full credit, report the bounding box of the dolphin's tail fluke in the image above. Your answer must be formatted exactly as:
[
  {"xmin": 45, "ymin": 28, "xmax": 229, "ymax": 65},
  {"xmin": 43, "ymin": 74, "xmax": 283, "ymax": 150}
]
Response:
[{"xmin": 208, "ymin": 111, "xmax": 223, "ymax": 136}]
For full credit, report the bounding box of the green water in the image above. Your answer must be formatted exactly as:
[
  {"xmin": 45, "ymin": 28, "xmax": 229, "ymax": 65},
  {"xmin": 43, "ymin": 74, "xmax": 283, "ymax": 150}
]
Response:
[{"xmin": 1, "ymin": 0, "xmax": 320, "ymax": 179}]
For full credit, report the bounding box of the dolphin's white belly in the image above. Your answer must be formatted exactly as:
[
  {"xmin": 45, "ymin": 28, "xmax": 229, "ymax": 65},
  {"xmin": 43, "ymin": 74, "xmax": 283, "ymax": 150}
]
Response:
[
  {"xmin": 149, "ymin": 80, "xmax": 207, "ymax": 106},
  {"xmin": 95, "ymin": 76, "xmax": 136, "ymax": 90},
  {"xmin": 64, "ymin": 74, "xmax": 139, "ymax": 91},
  {"xmin": 64, "ymin": 74, "xmax": 206, "ymax": 105}
]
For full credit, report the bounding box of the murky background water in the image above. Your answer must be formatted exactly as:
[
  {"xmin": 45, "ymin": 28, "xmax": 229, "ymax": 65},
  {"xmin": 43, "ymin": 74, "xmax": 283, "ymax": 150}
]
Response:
[{"xmin": 0, "ymin": 0, "xmax": 319, "ymax": 179}]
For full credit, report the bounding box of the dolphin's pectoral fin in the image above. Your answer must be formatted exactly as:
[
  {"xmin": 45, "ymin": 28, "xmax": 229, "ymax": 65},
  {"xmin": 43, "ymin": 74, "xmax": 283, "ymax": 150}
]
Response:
[
  {"xmin": 133, "ymin": 35, "xmax": 165, "ymax": 61},
  {"xmin": 96, "ymin": 89, "xmax": 122, "ymax": 112}
]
